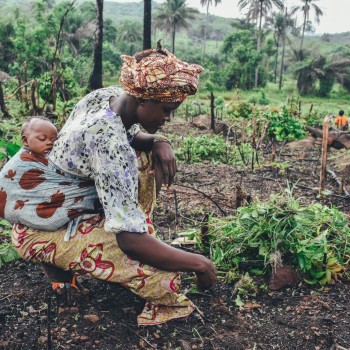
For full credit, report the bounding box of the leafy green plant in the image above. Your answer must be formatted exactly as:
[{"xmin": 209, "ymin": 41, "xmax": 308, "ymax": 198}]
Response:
[
  {"xmin": 267, "ymin": 105, "xmax": 305, "ymax": 141},
  {"xmin": 227, "ymin": 102, "xmax": 254, "ymax": 120},
  {"xmin": 0, "ymin": 140, "xmax": 21, "ymax": 160},
  {"xmin": 175, "ymin": 135, "xmax": 252, "ymax": 165},
  {"xmin": 0, "ymin": 220, "xmax": 20, "ymax": 267},
  {"xmin": 200, "ymin": 188, "xmax": 350, "ymax": 285}
]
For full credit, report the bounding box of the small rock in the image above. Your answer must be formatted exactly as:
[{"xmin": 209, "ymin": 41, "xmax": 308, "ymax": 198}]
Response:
[
  {"xmin": 178, "ymin": 340, "xmax": 191, "ymax": 350},
  {"xmin": 83, "ymin": 314, "xmax": 99, "ymax": 323},
  {"xmin": 69, "ymin": 307, "xmax": 79, "ymax": 313},
  {"xmin": 37, "ymin": 336, "xmax": 47, "ymax": 345},
  {"xmin": 153, "ymin": 332, "xmax": 161, "ymax": 339},
  {"xmin": 269, "ymin": 266, "xmax": 298, "ymax": 290}
]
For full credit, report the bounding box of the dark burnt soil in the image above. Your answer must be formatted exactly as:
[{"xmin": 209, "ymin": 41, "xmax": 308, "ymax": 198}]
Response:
[{"xmin": 1, "ymin": 120, "xmax": 350, "ymax": 350}]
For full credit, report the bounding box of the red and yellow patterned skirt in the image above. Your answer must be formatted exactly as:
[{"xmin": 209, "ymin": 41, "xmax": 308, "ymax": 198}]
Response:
[{"xmin": 11, "ymin": 152, "xmax": 195, "ymax": 325}]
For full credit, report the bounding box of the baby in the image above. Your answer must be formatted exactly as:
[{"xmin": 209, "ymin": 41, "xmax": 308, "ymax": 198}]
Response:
[
  {"xmin": 21, "ymin": 117, "xmax": 58, "ymax": 157},
  {"xmin": 0, "ymin": 115, "xmax": 101, "ymax": 237}
]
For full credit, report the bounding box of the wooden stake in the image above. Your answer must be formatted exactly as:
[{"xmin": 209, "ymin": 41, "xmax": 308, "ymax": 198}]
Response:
[
  {"xmin": 200, "ymin": 214, "xmax": 210, "ymax": 251},
  {"xmin": 271, "ymin": 144, "xmax": 276, "ymax": 162},
  {"xmin": 319, "ymin": 115, "xmax": 330, "ymax": 194},
  {"xmin": 236, "ymin": 184, "xmax": 245, "ymax": 209}
]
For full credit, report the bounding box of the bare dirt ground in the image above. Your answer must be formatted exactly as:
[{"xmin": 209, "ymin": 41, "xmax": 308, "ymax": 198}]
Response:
[{"xmin": 1, "ymin": 120, "xmax": 350, "ymax": 350}]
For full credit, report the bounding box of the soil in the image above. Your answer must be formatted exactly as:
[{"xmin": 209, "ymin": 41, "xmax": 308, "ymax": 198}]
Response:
[{"xmin": 1, "ymin": 120, "xmax": 350, "ymax": 350}]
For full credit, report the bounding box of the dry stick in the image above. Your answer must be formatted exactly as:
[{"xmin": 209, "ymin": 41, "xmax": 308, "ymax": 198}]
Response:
[
  {"xmin": 37, "ymin": 80, "xmax": 40, "ymax": 109},
  {"xmin": 261, "ymin": 176, "xmax": 350, "ymax": 200},
  {"xmin": 16, "ymin": 72, "xmax": 23, "ymax": 101},
  {"xmin": 271, "ymin": 144, "xmax": 276, "ymax": 162},
  {"xmin": 256, "ymin": 121, "xmax": 270, "ymax": 149},
  {"xmin": 174, "ymin": 184, "xmax": 226, "ymax": 215},
  {"xmin": 327, "ymin": 169, "xmax": 350, "ymax": 197},
  {"xmin": 320, "ymin": 115, "xmax": 330, "ymax": 194},
  {"xmin": 23, "ymin": 61, "xmax": 29, "ymax": 111},
  {"xmin": 52, "ymin": 63, "xmax": 57, "ymax": 111},
  {"xmin": 251, "ymin": 117, "xmax": 256, "ymax": 170},
  {"xmin": 4, "ymin": 80, "xmax": 34, "ymax": 101},
  {"xmin": 43, "ymin": 0, "xmax": 76, "ymax": 110},
  {"xmin": 236, "ymin": 184, "xmax": 245, "ymax": 209},
  {"xmin": 52, "ymin": 0, "xmax": 77, "ymax": 69},
  {"xmin": 30, "ymin": 80, "xmax": 38, "ymax": 114},
  {"xmin": 173, "ymin": 189, "xmax": 178, "ymax": 234}
]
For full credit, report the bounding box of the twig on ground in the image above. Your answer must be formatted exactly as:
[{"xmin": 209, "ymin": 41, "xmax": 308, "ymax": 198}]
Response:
[
  {"xmin": 173, "ymin": 184, "xmax": 226, "ymax": 215},
  {"xmin": 327, "ymin": 169, "xmax": 350, "ymax": 197},
  {"xmin": 121, "ymin": 322, "xmax": 157, "ymax": 349},
  {"xmin": 261, "ymin": 176, "xmax": 350, "ymax": 200}
]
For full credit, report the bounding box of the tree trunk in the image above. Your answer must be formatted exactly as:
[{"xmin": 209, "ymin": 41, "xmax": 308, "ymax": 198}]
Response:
[
  {"xmin": 210, "ymin": 91, "xmax": 215, "ymax": 131},
  {"xmin": 255, "ymin": 0, "xmax": 264, "ymax": 88},
  {"xmin": 300, "ymin": 8, "xmax": 307, "ymax": 52},
  {"xmin": 171, "ymin": 22, "xmax": 176, "ymax": 54},
  {"xmin": 202, "ymin": 2, "xmax": 210, "ymax": 60},
  {"xmin": 273, "ymin": 35, "xmax": 280, "ymax": 84},
  {"xmin": 143, "ymin": 0, "xmax": 152, "ymax": 49},
  {"xmin": 0, "ymin": 82, "xmax": 11, "ymax": 118},
  {"xmin": 306, "ymin": 125, "xmax": 350, "ymax": 150},
  {"xmin": 88, "ymin": 0, "xmax": 104, "ymax": 91},
  {"xmin": 279, "ymin": 9, "xmax": 287, "ymax": 90}
]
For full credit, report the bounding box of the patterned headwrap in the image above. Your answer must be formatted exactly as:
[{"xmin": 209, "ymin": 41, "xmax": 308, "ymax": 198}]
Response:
[{"xmin": 120, "ymin": 42, "xmax": 203, "ymax": 103}]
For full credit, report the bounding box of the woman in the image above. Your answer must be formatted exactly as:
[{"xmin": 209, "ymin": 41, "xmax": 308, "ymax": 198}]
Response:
[{"xmin": 7, "ymin": 43, "xmax": 216, "ymax": 325}]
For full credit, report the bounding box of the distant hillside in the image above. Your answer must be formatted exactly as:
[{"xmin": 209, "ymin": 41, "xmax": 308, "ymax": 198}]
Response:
[
  {"xmin": 104, "ymin": 0, "xmax": 234, "ymax": 40},
  {"xmin": 325, "ymin": 32, "xmax": 350, "ymax": 45},
  {"xmin": 1, "ymin": 0, "xmax": 350, "ymax": 48}
]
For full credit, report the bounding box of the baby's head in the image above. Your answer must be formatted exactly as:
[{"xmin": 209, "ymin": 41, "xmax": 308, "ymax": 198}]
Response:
[{"xmin": 21, "ymin": 117, "xmax": 58, "ymax": 156}]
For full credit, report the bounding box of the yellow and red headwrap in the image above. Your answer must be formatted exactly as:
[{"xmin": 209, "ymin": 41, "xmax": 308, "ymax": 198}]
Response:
[{"xmin": 120, "ymin": 46, "xmax": 203, "ymax": 103}]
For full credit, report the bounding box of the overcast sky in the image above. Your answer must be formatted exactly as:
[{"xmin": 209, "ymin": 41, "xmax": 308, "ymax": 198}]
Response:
[{"xmin": 109, "ymin": 0, "xmax": 350, "ymax": 34}]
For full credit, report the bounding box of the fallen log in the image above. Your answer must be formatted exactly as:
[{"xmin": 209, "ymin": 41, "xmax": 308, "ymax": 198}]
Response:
[{"xmin": 306, "ymin": 126, "xmax": 350, "ymax": 149}]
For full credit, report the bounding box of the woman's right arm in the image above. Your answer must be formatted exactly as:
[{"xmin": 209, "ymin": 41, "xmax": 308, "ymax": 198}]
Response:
[{"xmin": 117, "ymin": 231, "xmax": 217, "ymax": 290}]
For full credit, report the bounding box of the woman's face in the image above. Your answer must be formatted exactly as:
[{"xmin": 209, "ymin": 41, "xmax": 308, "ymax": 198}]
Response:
[{"xmin": 136, "ymin": 100, "xmax": 181, "ymax": 134}]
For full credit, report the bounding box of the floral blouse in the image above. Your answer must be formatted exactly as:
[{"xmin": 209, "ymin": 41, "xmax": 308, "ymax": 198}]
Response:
[{"xmin": 50, "ymin": 86, "xmax": 148, "ymax": 234}]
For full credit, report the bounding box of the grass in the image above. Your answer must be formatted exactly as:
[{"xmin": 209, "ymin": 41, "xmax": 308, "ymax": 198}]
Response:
[{"xmin": 196, "ymin": 81, "xmax": 350, "ymax": 118}]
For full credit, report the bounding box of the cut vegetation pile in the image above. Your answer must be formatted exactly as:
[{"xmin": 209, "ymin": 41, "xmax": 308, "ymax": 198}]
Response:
[{"xmin": 199, "ymin": 188, "xmax": 350, "ymax": 286}]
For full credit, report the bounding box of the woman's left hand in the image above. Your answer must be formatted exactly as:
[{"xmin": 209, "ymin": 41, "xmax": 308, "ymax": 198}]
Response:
[{"xmin": 151, "ymin": 141, "xmax": 177, "ymax": 187}]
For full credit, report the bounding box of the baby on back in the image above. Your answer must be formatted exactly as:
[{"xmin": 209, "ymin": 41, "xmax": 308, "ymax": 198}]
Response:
[
  {"xmin": 21, "ymin": 117, "xmax": 58, "ymax": 158},
  {"xmin": 0, "ymin": 117, "xmax": 101, "ymax": 236}
]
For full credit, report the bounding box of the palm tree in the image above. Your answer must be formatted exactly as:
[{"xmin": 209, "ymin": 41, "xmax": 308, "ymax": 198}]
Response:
[
  {"xmin": 88, "ymin": 0, "xmax": 103, "ymax": 91},
  {"xmin": 118, "ymin": 21, "xmax": 143, "ymax": 55},
  {"xmin": 200, "ymin": 0, "xmax": 222, "ymax": 57},
  {"xmin": 294, "ymin": 55, "xmax": 350, "ymax": 96},
  {"xmin": 154, "ymin": 0, "xmax": 199, "ymax": 54},
  {"xmin": 291, "ymin": 0, "xmax": 323, "ymax": 52},
  {"xmin": 266, "ymin": 8, "xmax": 295, "ymax": 88},
  {"xmin": 238, "ymin": 0, "xmax": 284, "ymax": 87},
  {"xmin": 143, "ymin": 0, "xmax": 152, "ymax": 49}
]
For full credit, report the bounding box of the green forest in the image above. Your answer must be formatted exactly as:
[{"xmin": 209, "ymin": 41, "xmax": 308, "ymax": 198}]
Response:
[{"xmin": 0, "ymin": 0, "xmax": 350, "ymax": 124}]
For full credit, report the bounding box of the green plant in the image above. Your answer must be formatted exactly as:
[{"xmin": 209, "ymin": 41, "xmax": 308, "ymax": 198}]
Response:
[
  {"xmin": 267, "ymin": 105, "xmax": 305, "ymax": 141},
  {"xmin": 200, "ymin": 187, "xmax": 350, "ymax": 285},
  {"xmin": 0, "ymin": 219, "xmax": 20, "ymax": 267},
  {"xmin": 175, "ymin": 135, "xmax": 252, "ymax": 165}
]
